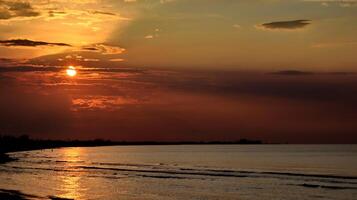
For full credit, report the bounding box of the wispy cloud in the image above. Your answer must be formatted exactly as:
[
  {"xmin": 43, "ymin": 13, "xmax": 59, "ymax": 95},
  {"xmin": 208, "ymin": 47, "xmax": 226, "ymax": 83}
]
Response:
[
  {"xmin": 81, "ymin": 44, "xmax": 125, "ymax": 55},
  {"xmin": 311, "ymin": 41, "xmax": 357, "ymax": 48},
  {"xmin": 71, "ymin": 95, "xmax": 139, "ymax": 112},
  {"xmin": 0, "ymin": 65, "xmax": 62, "ymax": 72},
  {"xmin": 90, "ymin": 10, "xmax": 117, "ymax": 16},
  {"xmin": 303, "ymin": 0, "xmax": 357, "ymax": 7},
  {"xmin": 0, "ymin": 65, "xmax": 143, "ymax": 73},
  {"xmin": 257, "ymin": 20, "xmax": 312, "ymax": 30}
]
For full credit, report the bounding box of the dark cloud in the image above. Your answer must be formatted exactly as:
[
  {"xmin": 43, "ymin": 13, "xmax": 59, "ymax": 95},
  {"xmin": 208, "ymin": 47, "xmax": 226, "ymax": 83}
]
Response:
[
  {"xmin": 132, "ymin": 70, "xmax": 357, "ymax": 105},
  {"xmin": 0, "ymin": 39, "xmax": 71, "ymax": 47},
  {"xmin": 0, "ymin": 58, "xmax": 12, "ymax": 61},
  {"xmin": 82, "ymin": 47, "xmax": 98, "ymax": 51},
  {"xmin": 48, "ymin": 10, "xmax": 66, "ymax": 17},
  {"xmin": 0, "ymin": 66, "xmax": 62, "ymax": 72},
  {"xmin": 0, "ymin": 58, "xmax": 28, "ymax": 67},
  {"xmin": 260, "ymin": 20, "xmax": 311, "ymax": 30},
  {"xmin": 27, "ymin": 50, "xmax": 125, "ymax": 68},
  {"xmin": 0, "ymin": 58, "xmax": 15, "ymax": 63},
  {"xmin": 0, "ymin": 0, "xmax": 39, "ymax": 20},
  {"xmin": 80, "ymin": 43, "xmax": 125, "ymax": 54},
  {"xmin": 91, "ymin": 10, "xmax": 116, "ymax": 16}
]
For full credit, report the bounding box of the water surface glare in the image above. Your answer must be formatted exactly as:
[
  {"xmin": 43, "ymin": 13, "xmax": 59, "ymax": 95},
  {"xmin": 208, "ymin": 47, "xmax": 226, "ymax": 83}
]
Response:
[{"xmin": 1, "ymin": 145, "xmax": 357, "ymax": 200}]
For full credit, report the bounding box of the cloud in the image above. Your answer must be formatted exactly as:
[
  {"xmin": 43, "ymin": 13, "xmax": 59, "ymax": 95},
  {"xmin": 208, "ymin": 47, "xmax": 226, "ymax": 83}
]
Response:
[
  {"xmin": 91, "ymin": 10, "xmax": 116, "ymax": 16},
  {"xmin": 0, "ymin": 0, "xmax": 40, "ymax": 20},
  {"xmin": 71, "ymin": 95, "xmax": 139, "ymax": 112},
  {"xmin": 0, "ymin": 65, "xmax": 62, "ymax": 72},
  {"xmin": 0, "ymin": 39, "xmax": 71, "ymax": 47},
  {"xmin": 232, "ymin": 24, "xmax": 241, "ymax": 29},
  {"xmin": 81, "ymin": 44, "xmax": 125, "ymax": 54},
  {"xmin": 303, "ymin": 0, "xmax": 357, "ymax": 7},
  {"xmin": 48, "ymin": 10, "xmax": 66, "ymax": 17},
  {"xmin": 144, "ymin": 35, "xmax": 154, "ymax": 39},
  {"xmin": 258, "ymin": 20, "xmax": 312, "ymax": 30},
  {"xmin": 0, "ymin": 65, "xmax": 143, "ymax": 73},
  {"xmin": 109, "ymin": 58, "xmax": 124, "ymax": 62},
  {"xmin": 83, "ymin": 58, "xmax": 100, "ymax": 62},
  {"xmin": 311, "ymin": 41, "xmax": 357, "ymax": 48},
  {"xmin": 0, "ymin": 57, "xmax": 17, "ymax": 64}
]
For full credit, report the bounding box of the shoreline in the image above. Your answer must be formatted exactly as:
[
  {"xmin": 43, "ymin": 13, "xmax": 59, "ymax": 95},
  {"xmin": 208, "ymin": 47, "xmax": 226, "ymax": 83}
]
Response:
[
  {"xmin": 1, "ymin": 144, "xmax": 357, "ymax": 200},
  {"xmin": 0, "ymin": 142, "xmax": 262, "ymax": 164},
  {"xmin": 0, "ymin": 153, "xmax": 17, "ymax": 164},
  {"xmin": 0, "ymin": 136, "xmax": 263, "ymax": 164}
]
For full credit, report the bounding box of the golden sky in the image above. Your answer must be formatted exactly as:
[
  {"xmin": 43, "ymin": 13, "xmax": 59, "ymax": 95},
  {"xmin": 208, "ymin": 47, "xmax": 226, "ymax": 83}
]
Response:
[{"xmin": 0, "ymin": 0, "xmax": 356, "ymax": 70}]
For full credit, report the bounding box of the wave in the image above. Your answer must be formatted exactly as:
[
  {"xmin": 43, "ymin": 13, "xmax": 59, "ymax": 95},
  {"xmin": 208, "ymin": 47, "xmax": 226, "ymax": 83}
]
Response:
[
  {"xmin": 10, "ymin": 155, "xmax": 357, "ymax": 181},
  {"xmin": 296, "ymin": 183, "xmax": 357, "ymax": 190},
  {"xmin": 5, "ymin": 160, "xmax": 357, "ymax": 184},
  {"xmin": 4, "ymin": 154, "xmax": 357, "ymax": 190}
]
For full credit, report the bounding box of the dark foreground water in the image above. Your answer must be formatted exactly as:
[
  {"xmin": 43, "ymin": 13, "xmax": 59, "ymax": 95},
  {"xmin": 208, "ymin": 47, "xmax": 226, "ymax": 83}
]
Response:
[{"xmin": 1, "ymin": 145, "xmax": 357, "ymax": 200}]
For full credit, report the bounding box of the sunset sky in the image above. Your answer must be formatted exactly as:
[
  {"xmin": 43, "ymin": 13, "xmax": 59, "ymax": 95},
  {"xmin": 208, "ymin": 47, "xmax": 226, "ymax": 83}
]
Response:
[{"xmin": 1, "ymin": 0, "xmax": 357, "ymax": 143}]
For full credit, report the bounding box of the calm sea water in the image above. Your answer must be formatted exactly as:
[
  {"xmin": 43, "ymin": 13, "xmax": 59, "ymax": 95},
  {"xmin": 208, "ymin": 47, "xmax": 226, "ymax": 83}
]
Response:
[{"xmin": 1, "ymin": 145, "xmax": 357, "ymax": 200}]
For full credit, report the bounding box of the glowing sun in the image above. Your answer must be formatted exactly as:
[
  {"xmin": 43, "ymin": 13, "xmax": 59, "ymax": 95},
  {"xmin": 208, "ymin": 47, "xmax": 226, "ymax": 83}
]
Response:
[{"xmin": 66, "ymin": 66, "xmax": 77, "ymax": 77}]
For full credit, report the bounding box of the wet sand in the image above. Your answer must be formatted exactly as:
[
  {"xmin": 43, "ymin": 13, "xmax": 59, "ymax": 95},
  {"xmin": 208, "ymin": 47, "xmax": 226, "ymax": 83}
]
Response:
[
  {"xmin": 0, "ymin": 189, "xmax": 73, "ymax": 200},
  {"xmin": 0, "ymin": 153, "xmax": 16, "ymax": 164}
]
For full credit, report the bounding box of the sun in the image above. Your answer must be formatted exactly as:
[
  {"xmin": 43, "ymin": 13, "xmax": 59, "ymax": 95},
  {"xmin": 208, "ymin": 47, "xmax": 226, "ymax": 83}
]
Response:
[{"xmin": 66, "ymin": 66, "xmax": 77, "ymax": 77}]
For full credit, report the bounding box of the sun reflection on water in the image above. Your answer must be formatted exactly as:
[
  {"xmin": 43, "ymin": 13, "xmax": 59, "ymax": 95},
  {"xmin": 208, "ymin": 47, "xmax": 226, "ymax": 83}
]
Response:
[
  {"xmin": 63, "ymin": 147, "xmax": 82, "ymax": 162},
  {"xmin": 58, "ymin": 148, "xmax": 86, "ymax": 200},
  {"xmin": 60, "ymin": 174, "xmax": 82, "ymax": 200}
]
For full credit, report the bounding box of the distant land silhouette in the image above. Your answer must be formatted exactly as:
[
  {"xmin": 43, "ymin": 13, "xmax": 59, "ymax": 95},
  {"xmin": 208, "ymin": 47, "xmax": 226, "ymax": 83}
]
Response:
[{"xmin": 0, "ymin": 135, "xmax": 262, "ymax": 163}]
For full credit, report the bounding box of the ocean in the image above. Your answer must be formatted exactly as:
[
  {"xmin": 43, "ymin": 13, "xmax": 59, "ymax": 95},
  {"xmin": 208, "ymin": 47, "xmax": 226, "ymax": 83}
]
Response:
[{"xmin": 1, "ymin": 145, "xmax": 357, "ymax": 200}]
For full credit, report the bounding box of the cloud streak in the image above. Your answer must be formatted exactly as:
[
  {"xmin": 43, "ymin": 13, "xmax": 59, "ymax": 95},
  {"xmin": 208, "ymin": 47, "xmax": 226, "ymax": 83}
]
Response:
[
  {"xmin": 0, "ymin": 39, "xmax": 71, "ymax": 47},
  {"xmin": 91, "ymin": 10, "xmax": 117, "ymax": 16},
  {"xmin": 0, "ymin": 65, "xmax": 143, "ymax": 73},
  {"xmin": 259, "ymin": 20, "xmax": 312, "ymax": 30},
  {"xmin": 81, "ymin": 44, "xmax": 125, "ymax": 54}
]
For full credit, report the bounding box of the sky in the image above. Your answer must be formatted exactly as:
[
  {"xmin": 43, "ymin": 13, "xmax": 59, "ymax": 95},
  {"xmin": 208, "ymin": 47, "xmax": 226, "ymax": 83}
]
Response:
[{"xmin": 0, "ymin": 0, "xmax": 357, "ymax": 143}]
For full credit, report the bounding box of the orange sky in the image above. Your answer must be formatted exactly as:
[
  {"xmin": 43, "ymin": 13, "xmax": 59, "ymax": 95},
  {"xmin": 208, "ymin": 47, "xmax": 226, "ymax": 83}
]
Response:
[
  {"xmin": 1, "ymin": 68, "xmax": 357, "ymax": 143},
  {"xmin": 0, "ymin": 0, "xmax": 357, "ymax": 143}
]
